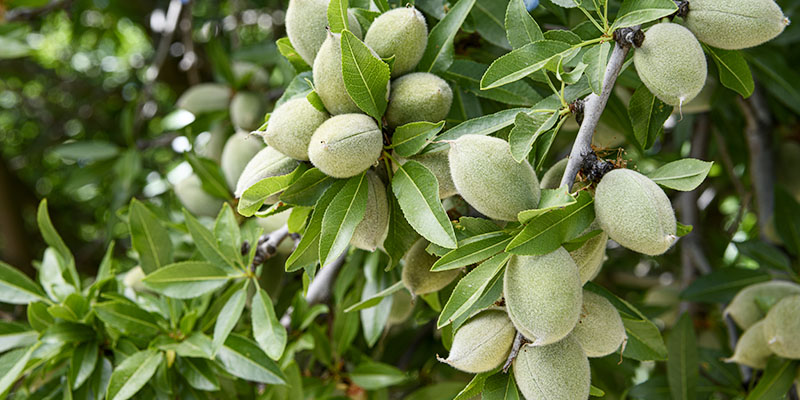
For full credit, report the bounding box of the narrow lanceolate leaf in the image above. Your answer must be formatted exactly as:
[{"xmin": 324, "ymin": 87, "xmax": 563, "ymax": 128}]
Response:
[
  {"xmin": 184, "ymin": 210, "xmax": 240, "ymax": 270},
  {"xmin": 285, "ymin": 181, "xmax": 345, "ymax": 272},
  {"xmin": 345, "ymin": 281, "xmax": 404, "ymax": 313},
  {"xmin": 0, "ymin": 261, "xmax": 48, "ymax": 304},
  {"xmin": 129, "ymin": 199, "xmax": 172, "ymax": 274},
  {"xmin": 454, "ymin": 371, "xmax": 495, "ymax": 400},
  {"xmin": 185, "ymin": 153, "xmax": 231, "ymax": 200},
  {"xmin": 703, "ymin": 46, "xmax": 754, "ymax": 98},
  {"xmin": 349, "ymin": 361, "xmax": 408, "ymax": 390},
  {"xmin": 680, "ymin": 267, "xmax": 770, "ymax": 303},
  {"xmin": 216, "ymin": 333, "xmax": 287, "ymax": 384},
  {"xmin": 508, "ymin": 111, "xmax": 558, "ymax": 163},
  {"xmin": 391, "ymin": 121, "xmax": 445, "ymax": 157},
  {"xmin": 142, "ymin": 261, "xmax": 231, "ymax": 299},
  {"xmin": 418, "ymin": 0, "xmax": 477, "ymax": 73},
  {"xmin": 438, "ymin": 253, "xmax": 510, "ymax": 328},
  {"xmin": 482, "ymin": 372, "xmax": 521, "ymax": 400},
  {"xmin": 280, "ymin": 168, "xmax": 335, "ymax": 207},
  {"xmin": 327, "ymin": 0, "xmax": 350, "ymax": 33},
  {"xmin": 505, "ymin": 0, "xmax": 543, "ymax": 49},
  {"xmin": 392, "ymin": 161, "xmax": 458, "ymax": 249},
  {"xmin": 238, "ymin": 164, "xmax": 308, "ymax": 216},
  {"xmin": 583, "ymin": 41, "xmax": 610, "ymax": 95},
  {"xmin": 106, "ymin": 349, "xmax": 163, "ymax": 400},
  {"xmin": 340, "ymin": 30, "xmax": 390, "ymax": 120},
  {"xmin": 667, "ymin": 313, "xmax": 698, "ymax": 400},
  {"xmin": 481, "ymin": 40, "xmax": 572, "ymax": 89},
  {"xmin": 93, "ymin": 302, "xmax": 161, "ymax": 337},
  {"xmin": 212, "ymin": 282, "xmax": 248, "ymax": 355},
  {"xmin": 629, "ymin": 84, "xmax": 672, "ymax": 150},
  {"xmin": 0, "ymin": 345, "xmax": 37, "ymax": 396},
  {"xmin": 252, "ymin": 288, "xmax": 287, "ymax": 361},
  {"xmin": 518, "ymin": 188, "xmax": 577, "ymax": 223},
  {"xmin": 214, "ymin": 204, "xmax": 244, "ymax": 267},
  {"xmin": 383, "ymin": 193, "xmax": 420, "ymax": 269},
  {"xmin": 506, "ymin": 191, "xmax": 594, "ymax": 255},
  {"xmin": 319, "ymin": 173, "xmax": 369, "ymax": 267},
  {"xmin": 0, "ymin": 322, "xmax": 37, "ymax": 353},
  {"xmin": 431, "ymin": 232, "xmax": 511, "ymax": 271},
  {"xmin": 360, "ymin": 252, "xmax": 393, "ymax": 347},
  {"xmin": 426, "ymin": 107, "xmax": 529, "ymax": 153},
  {"xmin": 775, "ymin": 189, "xmax": 800, "ymax": 256},
  {"xmin": 37, "ymin": 199, "xmax": 78, "ymax": 288},
  {"xmin": 745, "ymin": 359, "xmax": 798, "ymax": 400},
  {"xmin": 612, "ymin": 0, "xmax": 678, "ymax": 30},
  {"xmin": 276, "ymin": 37, "xmax": 311, "ymax": 72},
  {"xmin": 177, "ymin": 357, "xmax": 220, "ymax": 391},
  {"xmin": 471, "ymin": 0, "xmax": 511, "ymax": 49},
  {"xmin": 647, "ymin": 159, "xmax": 713, "ymax": 191},
  {"xmin": 69, "ymin": 340, "xmax": 99, "ymax": 390},
  {"xmin": 444, "ymin": 60, "xmax": 543, "ymax": 106}
]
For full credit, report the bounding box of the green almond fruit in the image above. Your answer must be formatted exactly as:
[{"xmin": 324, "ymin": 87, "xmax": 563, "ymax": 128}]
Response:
[
  {"xmin": 387, "ymin": 290, "xmax": 414, "ymax": 325},
  {"xmin": 763, "ymin": 294, "xmax": 800, "ymax": 359},
  {"xmin": 394, "ymin": 149, "xmax": 457, "ymax": 199},
  {"xmin": 194, "ymin": 122, "xmax": 228, "ymax": 163},
  {"xmin": 177, "ymin": 83, "xmax": 231, "ymax": 115},
  {"xmin": 308, "ymin": 114, "xmax": 383, "ymax": 178},
  {"xmin": 724, "ymin": 280, "xmax": 800, "ymax": 330},
  {"xmin": 573, "ymin": 290, "xmax": 626, "ymax": 358},
  {"xmin": 364, "ymin": 7, "xmax": 428, "ymax": 77},
  {"xmin": 685, "ymin": 0, "xmax": 788, "ymax": 50},
  {"xmin": 313, "ymin": 32, "xmax": 362, "ymax": 115},
  {"xmin": 230, "ymin": 91, "xmax": 266, "ymax": 132},
  {"xmin": 401, "ymin": 239, "xmax": 460, "ymax": 295},
  {"xmin": 449, "ymin": 135, "xmax": 540, "ymax": 221},
  {"xmin": 504, "ymin": 248, "xmax": 582, "ymax": 346},
  {"xmin": 594, "ymin": 169, "xmax": 676, "ymax": 256},
  {"xmin": 350, "ymin": 171, "xmax": 390, "ymax": 251},
  {"xmin": 220, "ymin": 131, "xmax": 265, "ymax": 190},
  {"xmin": 441, "ymin": 309, "xmax": 516, "ymax": 373},
  {"xmin": 174, "ymin": 174, "xmax": 225, "ymax": 218},
  {"xmin": 540, "ymin": 158, "xmax": 568, "ymax": 189},
  {"xmin": 262, "ymin": 97, "xmax": 329, "ymax": 161},
  {"xmin": 513, "ymin": 335, "xmax": 591, "ymax": 400},
  {"xmin": 725, "ymin": 320, "xmax": 772, "ymax": 369},
  {"xmin": 286, "ymin": 0, "xmax": 363, "ymax": 66},
  {"xmin": 570, "ymin": 222, "xmax": 608, "ymax": 284},
  {"xmin": 234, "ymin": 147, "xmax": 300, "ymax": 201},
  {"xmin": 633, "ymin": 23, "xmax": 707, "ymax": 107},
  {"xmin": 385, "ymin": 73, "xmax": 453, "ymax": 128}
]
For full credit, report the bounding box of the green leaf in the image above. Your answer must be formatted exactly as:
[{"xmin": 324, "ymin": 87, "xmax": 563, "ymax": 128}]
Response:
[
  {"xmin": 735, "ymin": 240, "xmax": 792, "ymax": 273},
  {"xmin": 432, "ymin": 232, "xmax": 511, "ymax": 271},
  {"xmin": 508, "ymin": 111, "xmax": 558, "ymax": 163},
  {"xmin": 106, "ymin": 349, "xmax": 163, "ymax": 400},
  {"xmin": 471, "ymin": 0, "xmax": 511, "ymax": 49},
  {"xmin": 93, "ymin": 302, "xmax": 161, "ymax": 337},
  {"xmin": 51, "ymin": 140, "xmax": 120, "ymax": 162},
  {"xmin": 612, "ymin": 0, "xmax": 678, "ymax": 30},
  {"xmin": 252, "ymin": 288, "xmax": 287, "ymax": 361},
  {"xmin": 37, "ymin": 199, "xmax": 79, "ymax": 288},
  {"xmin": 286, "ymin": 181, "xmax": 346, "ymax": 272},
  {"xmin": 676, "ymin": 222, "xmax": 693, "ymax": 237},
  {"xmin": 0, "ymin": 322, "xmax": 37, "ymax": 353},
  {"xmin": 453, "ymin": 371, "xmax": 495, "ymax": 400},
  {"xmin": 481, "ymin": 40, "xmax": 573, "ymax": 89},
  {"xmin": 306, "ymin": 90, "xmax": 326, "ymax": 112},
  {"xmin": 238, "ymin": 164, "xmax": 308, "ymax": 217},
  {"xmin": 216, "ymin": 333, "xmax": 287, "ymax": 384},
  {"xmin": 185, "ymin": 153, "xmax": 231, "ymax": 200},
  {"xmin": 703, "ymin": 45, "xmax": 754, "ymax": 98},
  {"xmin": 359, "ymin": 252, "xmax": 393, "ymax": 347},
  {"xmin": 0, "ymin": 36, "xmax": 31, "ymax": 59},
  {"xmin": 277, "ymin": 37, "xmax": 311, "ymax": 73},
  {"xmin": 680, "ymin": 268, "xmax": 770, "ymax": 303},
  {"xmin": 158, "ymin": 332, "xmax": 214, "ymax": 359},
  {"xmin": 444, "ymin": 60, "xmax": 543, "ymax": 106},
  {"xmin": 184, "ymin": 210, "xmax": 241, "ymax": 270},
  {"xmin": 391, "ymin": 161, "xmax": 458, "ymax": 249},
  {"xmin": 128, "ymin": 199, "xmax": 173, "ymax": 274},
  {"xmin": 42, "ymin": 321, "xmax": 95, "ymax": 344},
  {"xmin": 27, "ymin": 302, "xmax": 53, "ymax": 331},
  {"xmin": 345, "ymin": 281, "xmax": 404, "ymax": 313},
  {"xmin": 383, "ymin": 193, "xmax": 420, "ymax": 269},
  {"xmin": 350, "ymin": 361, "xmax": 408, "ymax": 390},
  {"xmin": 280, "ymin": 168, "xmax": 336, "ymax": 207},
  {"xmin": 205, "ymin": 38, "xmax": 236, "ymax": 85},
  {"xmin": 583, "ymin": 42, "xmax": 610, "ymax": 95},
  {"xmin": 629, "ymin": 84, "xmax": 673, "ymax": 150},
  {"xmin": 505, "ymin": 0, "xmax": 543, "ymax": 49},
  {"xmin": 319, "ymin": 173, "xmax": 369, "ymax": 267},
  {"xmin": 438, "ymin": 253, "xmax": 510, "ymax": 328},
  {"xmin": 215, "ymin": 204, "xmax": 244, "ymax": 266},
  {"xmin": 745, "ymin": 359, "xmax": 798, "ymax": 400},
  {"xmin": 406, "ymin": 382, "xmax": 466, "ymax": 400},
  {"xmin": 142, "ymin": 261, "xmax": 231, "ymax": 299},
  {"xmin": 69, "ymin": 340, "xmax": 99, "ymax": 390},
  {"xmin": 667, "ymin": 313, "xmax": 698, "ymax": 400},
  {"xmin": 418, "ymin": 0, "xmax": 477, "ymax": 73},
  {"xmin": 212, "ymin": 281, "xmax": 248, "ymax": 355},
  {"xmin": 773, "ymin": 188, "xmax": 800, "ymax": 255},
  {"xmin": 327, "ymin": 0, "xmax": 350, "ymax": 33},
  {"xmin": 0, "ymin": 261, "xmax": 47, "ymax": 304},
  {"xmin": 647, "ymin": 159, "xmax": 713, "ymax": 191},
  {"xmin": 392, "ymin": 121, "xmax": 445, "ymax": 157},
  {"xmin": 506, "ymin": 191, "xmax": 594, "ymax": 255},
  {"xmin": 517, "ymin": 188, "xmax": 577, "ymax": 223},
  {"xmin": 177, "ymin": 357, "xmax": 220, "ymax": 391},
  {"xmin": 482, "ymin": 372, "xmax": 521, "ymax": 400},
  {"xmin": 275, "ymin": 71, "xmax": 313, "ymax": 107},
  {"xmin": 0, "ymin": 345, "xmax": 37, "ymax": 396},
  {"xmin": 340, "ymin": 30, "xmax": 391, "ymax": 120}
]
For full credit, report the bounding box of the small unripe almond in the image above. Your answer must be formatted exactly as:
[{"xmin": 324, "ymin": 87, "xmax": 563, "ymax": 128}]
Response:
[
  {"xmin": 725, "ymin": 320, "xmax": 772, "ymax": 369},
  {"xmin": 174, "ymin": 174, "xmax": 225, "ymax": 218},
  {"xmin": 177, "ymin": 83, "xmax": 231, "ymax": 114},
  {"xmin": 539, "ymin": 158, "xmax": 568, "ymax": 189},
  {"xmin": 285, "ymin": 0, "xmax": 362, "ymax": 66},
  {"xmin": 594, "ymin": 169, "xmax": 677, "ymax": 256},
  {"xmin": 350, "ymin": 171, "xmax": 390, "ymax": 251},
  {"xmin": 194, "ymin": 122, "xmax": 227, "ymax": 163},
  {"xmin": 633, "ymin": 23, "xmax": 707, "ymax": 106},
  {"xmin": 394, "ymin": 149, "xmax": 457, "ymax": 199},
  {"xmin": 313, "ymin": 32, "xmax": 362, "ymax": 115},
  {"xmin": 308, "ymin": 114, "xmax": 383, "ymax": 178},
  {"xmin": 230, "ymin": 91, "xmax": 266, "ymax": 131},
  {"xmin": 570, "ymin": 222, "xmax": 608, "ymax": 284},
  {"xmin": 440, "ymin": 309, "xmax": 516, "ymax": 373},
  {"xmin": 221, "ymin": 131, "xmax": 265, "ymax": 190},
  {"xmin": 513, "ymin": 335, "xmax": 591, "ymax": 400},
  {"xmin": 262, "ymin": 97, "xmax": 329, "ymax": 161},
  {"xmin": 685, "ymin": 0, "xmax": 788, "ymax": 50},
  {"xmin": 401, "ymin": 239, "xmax": 460, "ymax": 295},
  {"xmin": 364, "ymin": 7, "xmax": 428, "ymax": 77},
  {"xmin": 763, "ymin": 294, "xmax": 800, "ymax": 359},
  {"xmin": 504, "ymin": 248, "xmax": 582, "ymax": 346},
  {"xmin": 385, "ymin": 73, "xmax": 453, "ymax": 128},
  {"xmin": 387, "ymin": 290, "xmax": 413, "ymax": 325},
  {"xmin": 573, "ymin": 290, "xmax": 626, "ymax": 358},
  {"xmin": 724, "ymin": 281, "xmax": 800, "ymax": 330},
  {"xmin": 449, "ymin": 135, "xmax": 540, "ymax": 221},
  {"xmin": 235, "ymin": 147, "xmax": 300, "ymax": 201}
]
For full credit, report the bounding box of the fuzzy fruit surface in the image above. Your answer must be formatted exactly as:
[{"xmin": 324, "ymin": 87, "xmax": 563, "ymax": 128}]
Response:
[
  {"xmin": 570, "ymin": 222, "xmax": 608, "ymax": 284},
  {"xmin": 230, "ymin": 91, "xmax": 266, "ymax": 132},
  {"xmin": 385, "ymin": 73, "xmax": 453, "ymax": 128},
  {"xmin": 442, "ymin": 310, "xmax": 515, "ymax": 373},
  {"xmin": 313, "ymin": 32, "xmax": 362, "ymax": 115},
  {"xmin": 221, "ymin": 131, "xmax": 264, "ymax": 190},
  {"xmin": 685, "ymin": 0, "xmax": 787, "ymax": 50},
  {"xmin": 762, "ymin": 294, "xmax": 800, "ymax": 359},
  {"xmin": 387, "ymin": 290, "xmax": 413, "ymax": 325},
  {"xmin": 234, "ymin": 147, "xmax": 300, "ymax": 200},
  {"xmin": 595, "ymin": 169, "xmax": 676, "ymax": 256},
  {"xmin": 308, "ymin": 114, "xmax": 383, "ymax": 178},
  {"xmin": 449, "ymin": 135, "xmax": 540, "ymax": 221},
  {"xmin": 573, "ymin": 290, "xmax": 626, "ymax": 358},
  {"xmin": 285, "ymin": 0, "xmax": 362, "ymax": 66},
  {"xmin": 540, "ymin": 158, "xmax": 568, "ymax": 189},
  {"xmin": 401, "ymin": 239, "xmax": 460, "ymax": 295},
  {"xmin": 513, "ymin": 335, "xmax": 591, "ymax": 400},
  {"xmin": 724, "ymin": 280, "xmax": 800, "ymax": 330},
  {"xmin": 263, "ymin": 97, "xmax": 329, "ymax": 161},
  {"xmin": 504, "ymin": 248, "xmax": 582, "ymax": 346},
  {"xmin": 364, "ymin": 7, "xmax": 428, "ymax": 77},
  {"xmin": 177, "ymin": 83, "xmax": 231, "ymax": 114},
  {"xmin": 174, "ymin": 174, "xmax": 224, "ymax": 218},
  {"xmin": 726, "ymin": 320, "xmax": 772, "ymax": 369},
  {"xmin": 395, "ymin": 149, "xmax": 457, "ymax": 199},
  {"xmin": 350, "ymin": 171, "xmax": 390, "ymax": 251},
  {"xmin": 633, "ymin": 23, "xmax": 707, "ymax": 106}
]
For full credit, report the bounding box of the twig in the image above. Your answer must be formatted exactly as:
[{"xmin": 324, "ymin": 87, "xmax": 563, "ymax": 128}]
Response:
[
  {"xmin": 502, "ymin": 332, "xmax": 528, "ymax": 372},
  {"xmin": 4, "ymin": 0, "xmax": 73, "ymax": 22},
  {"xmin": 280, "ymin": 250, "xmax": 349, "ymax": 328},
  {"xmin": 560, "ymin": 27, "xmax": 641, "ymax": 190},
  {"xmin": 249, "ymin": 225, "xmax": 290, "ymax": 271},
  {"xmin": 179, "ymin": 0, "xmax": 200, "ymax": 86},
  {"xmin": 738, "ymin": 83, "xmax": 774, "ymax": 240}
]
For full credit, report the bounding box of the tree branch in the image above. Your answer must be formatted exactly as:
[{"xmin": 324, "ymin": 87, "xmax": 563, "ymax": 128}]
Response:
[
  {"xmin": 738, "ymin": 83, "xmax": 774, "ymax": 240},
  {"xmin": 560, "ymin": 27, "xmax": 641, "ymax": 189},
  {"xmin": 502, "ymin": 331, "xmax": 528, "ymax": 372},
  {"xmin": 279, "ymin": 250, "xmax": 349, "ymax": 328},
  {"xmin": 249, "ymin": 225, "xmax": 290, "ymax": 270}
]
